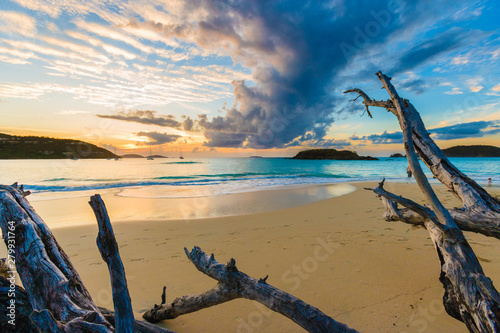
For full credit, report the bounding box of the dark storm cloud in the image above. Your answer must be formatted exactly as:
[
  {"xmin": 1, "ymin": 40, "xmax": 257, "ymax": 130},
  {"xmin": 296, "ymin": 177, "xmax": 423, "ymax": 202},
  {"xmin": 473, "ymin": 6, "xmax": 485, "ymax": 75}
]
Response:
[
  {"xmin": 98, "ymin": 110, "xmax": 181, "ymax": 128},
  {"xmin": 130, "ymin": 0, "xmax": 478, "ymax": 148},
  {"xmin": 138, "ymin": 0, "xmax": 422, "ymax": 148},
  {"xmin": 429, "ymin": 121, "xmax": 500, "ymax": 140},
  {"xmin": 136, "ymin": 131, "xmax": 181, "ymax": 145}
]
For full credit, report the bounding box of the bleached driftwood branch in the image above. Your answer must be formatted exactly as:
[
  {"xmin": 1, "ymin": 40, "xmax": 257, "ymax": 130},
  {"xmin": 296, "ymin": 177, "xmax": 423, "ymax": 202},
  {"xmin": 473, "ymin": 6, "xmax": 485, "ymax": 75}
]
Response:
[
  {"xmin": 362, "ymin": 72, "xmax": 500, "ymax": 332},
  {"xmin": 0, "ymin": 184, "xmax": 173, "ymax": 333},
  {"xmin": 90, "ymin": 194, "xmax": 135, "ymax": 333},
  {"xmin": 345, "ymin": 81, "xmax": 500, "ymax": 240},
  {"xmin": 143, "ymin": 246, "xmax": 358, "ymax": 333}
]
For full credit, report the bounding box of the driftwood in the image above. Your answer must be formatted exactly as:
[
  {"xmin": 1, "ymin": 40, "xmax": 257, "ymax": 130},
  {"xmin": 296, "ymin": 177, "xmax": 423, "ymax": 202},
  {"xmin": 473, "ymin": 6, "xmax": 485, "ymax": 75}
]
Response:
[
  {"xmin": 0, "ymin": 184, "xmax": 113, "ymax": 331},
  {"xmin": 90, "ymin": 194, "xmax": 135, "ymax": 333},
  {"xmin": 0, "ymin": 184, "xmax": 173, "ymax": 333},
  {"xmin": 351, "ymin": 72, "xmax": 500, "ymax": 332},
  {"xmin": 345, "ymin": 82, "xmax": 500, "ymax": 240},
  {"xmin": 0, "ymin": 274, "xmax": 172, "ymax": 333},
  {"xmin": 143, "ymin": 246, "xmax": 358, "ymax": 333}
]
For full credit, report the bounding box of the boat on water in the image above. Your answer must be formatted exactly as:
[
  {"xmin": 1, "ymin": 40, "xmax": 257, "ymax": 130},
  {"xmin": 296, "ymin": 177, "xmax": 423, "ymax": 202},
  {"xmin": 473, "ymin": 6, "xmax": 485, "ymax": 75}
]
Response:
[
  {"xmin": 179, "ymin": 149, "xmax": 184, "ymax": 159},
  {"xmin": 147, "ymin": 147, "xmax": 154, "ymax": 160}
]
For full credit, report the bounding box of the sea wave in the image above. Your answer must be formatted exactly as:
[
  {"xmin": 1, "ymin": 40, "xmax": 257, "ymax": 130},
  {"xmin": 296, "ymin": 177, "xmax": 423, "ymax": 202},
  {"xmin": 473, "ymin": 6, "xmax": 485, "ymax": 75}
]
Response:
[{"xmin": 26, "ymin": 173, "xmax": 352, "ymax": 194}]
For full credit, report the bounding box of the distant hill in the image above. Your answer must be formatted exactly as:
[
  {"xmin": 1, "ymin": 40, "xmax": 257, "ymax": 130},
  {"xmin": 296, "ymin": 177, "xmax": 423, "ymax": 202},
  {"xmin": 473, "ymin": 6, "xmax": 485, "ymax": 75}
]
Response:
[
  {"xmin": 292, "ymin": 149, "xmax": 378, "ymax": 160},
  {"xmin": 390, "ymin": 153, "xmax": 405, "ymax": 158},
  {"xmin": 121, "ymin": 154, "xmax": 144, "ymax": 158},
  {"xmin": 249, "ymin": 156, "xmax": 263, "ymax": 158},
  {"xmin": 442, "ymin": 145, "xmax": 500, "ymax": 157},
  {"xmin": 0, "ymin": 133, "xmax": 117, "ymax": 159},
  {"xmin": 150, "ymin": 155, "xmax": 167, "ymax": 158}
]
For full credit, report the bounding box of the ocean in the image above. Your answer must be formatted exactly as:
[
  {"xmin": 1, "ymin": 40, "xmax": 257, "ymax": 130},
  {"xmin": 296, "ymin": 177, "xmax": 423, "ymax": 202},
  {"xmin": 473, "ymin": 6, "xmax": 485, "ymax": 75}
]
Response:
[
  {"xmin": 0, "ymin": 157, "xmax": 498, "ymax": 225},
  {"xmin": 1, "ymin": 157, "xmax": 498, "ymax": 198}
]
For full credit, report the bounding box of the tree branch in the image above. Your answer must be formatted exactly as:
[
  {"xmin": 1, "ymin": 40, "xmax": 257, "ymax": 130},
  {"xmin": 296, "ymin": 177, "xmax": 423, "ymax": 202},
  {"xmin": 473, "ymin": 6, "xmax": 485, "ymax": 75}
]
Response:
[{"xmin": 144, "ymin": 246, "xmax": 359, "ymax": 333}]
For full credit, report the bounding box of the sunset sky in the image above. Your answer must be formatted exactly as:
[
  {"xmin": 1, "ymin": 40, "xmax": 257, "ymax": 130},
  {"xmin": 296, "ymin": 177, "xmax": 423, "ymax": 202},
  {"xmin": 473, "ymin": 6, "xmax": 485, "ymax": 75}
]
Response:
[{"xmin": 0, "ymin": 0, "xmax": 499, "ymax": 157}]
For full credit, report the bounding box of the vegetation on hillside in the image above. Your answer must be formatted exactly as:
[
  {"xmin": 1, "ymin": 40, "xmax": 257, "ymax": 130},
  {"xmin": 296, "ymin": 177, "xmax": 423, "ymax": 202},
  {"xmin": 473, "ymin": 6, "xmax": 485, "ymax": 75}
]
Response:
[
  {"xmin": 0, "ymin": 133, "xmax": 117, "ymax": 159},
  {"xmin": 292, "ymin": 149, "xmax": 378, "ymax": 160},
  {"xmin": 442, "ymin": 145, "xmax": 500, "ymax": 157}
]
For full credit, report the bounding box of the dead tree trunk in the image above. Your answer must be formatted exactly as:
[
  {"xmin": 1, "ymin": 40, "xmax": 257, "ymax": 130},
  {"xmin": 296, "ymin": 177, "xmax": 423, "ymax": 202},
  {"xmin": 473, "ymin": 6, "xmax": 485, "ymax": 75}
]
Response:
[
  {"xmin": 0, "ymin": 184, "xmax": 173, "ymax": 333},
  {"xmin": 359, "ymin": 72, "xmax": 500, "ymax": 332},
  {"xmin": 144, "ymin": 246, "xmax": 358, "ymax": 333},
  {"xmin": 345, "ymin": 80, "xmax": 500, "ymax": 240}
]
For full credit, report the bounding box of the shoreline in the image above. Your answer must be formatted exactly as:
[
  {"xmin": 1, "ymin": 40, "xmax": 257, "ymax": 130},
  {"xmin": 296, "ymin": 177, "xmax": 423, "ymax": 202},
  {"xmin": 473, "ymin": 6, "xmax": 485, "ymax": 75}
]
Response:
[
  {"xmin": 2, "ymin": 182, "xmax": 499, "ymax": 332},
  {"xmin": 26, "ymin": 182, "xmax": 357, "ymax": 229}
]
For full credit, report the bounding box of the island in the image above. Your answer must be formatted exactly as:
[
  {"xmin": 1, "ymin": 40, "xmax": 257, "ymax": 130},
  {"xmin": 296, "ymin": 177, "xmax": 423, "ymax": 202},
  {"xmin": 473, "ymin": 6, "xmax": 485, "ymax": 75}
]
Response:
[
  {"xmin": 0, "ymin": 133, "xmax": 117, "ymax": 159},
  {"xmin": 390, "ymin": 153, "xmax": 405, "ymax": 158},
  {"xmin": 121, "ymin": 154, "xmax": 144, "ymax": 158},
  {"xmin": 442, "ymin": 145, "xmax": 500, "ymax": 157},
  {"xmin": 291, "ymin": 149, "xmax": 378, "ymax": 160},
  {"xmin": 150, "ymin": 155, "xmax": 167, "ymax": 158},
  {"xmin": 249, "ymin": 156, "xmax": 263, "ymax": 158}
]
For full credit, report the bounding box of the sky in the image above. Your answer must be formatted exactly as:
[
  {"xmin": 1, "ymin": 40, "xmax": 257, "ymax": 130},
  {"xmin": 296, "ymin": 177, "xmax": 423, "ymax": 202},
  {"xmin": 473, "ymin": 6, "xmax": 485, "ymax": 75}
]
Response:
[{"xmin": 0, "ymin": 0, "xmax": 499, "ymax": 157}]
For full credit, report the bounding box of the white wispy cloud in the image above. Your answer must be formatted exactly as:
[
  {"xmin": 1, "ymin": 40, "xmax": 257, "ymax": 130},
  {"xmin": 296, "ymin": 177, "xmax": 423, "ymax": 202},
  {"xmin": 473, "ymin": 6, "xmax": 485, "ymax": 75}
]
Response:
[
  {"xmin": 444, "ymin": 87, "xmax": 464, "ymax": 95},
  {"xmin": 73, "ymin": 19, "xmax": 153, "ymax": 54},
  {"xmin": 0, "ymin": 10, "xmax": 36, "ymax": 36},
  {"xmin": 54, "ymin": 109, "xmax": 91, "ymax": 115}
]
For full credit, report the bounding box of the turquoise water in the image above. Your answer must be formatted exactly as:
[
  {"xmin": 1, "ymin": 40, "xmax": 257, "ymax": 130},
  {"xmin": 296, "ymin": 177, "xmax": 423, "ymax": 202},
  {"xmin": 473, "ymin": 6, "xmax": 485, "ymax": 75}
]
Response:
[{"xmin": 0, "ymin": 157, "xmax": 498, "ymax": 199}]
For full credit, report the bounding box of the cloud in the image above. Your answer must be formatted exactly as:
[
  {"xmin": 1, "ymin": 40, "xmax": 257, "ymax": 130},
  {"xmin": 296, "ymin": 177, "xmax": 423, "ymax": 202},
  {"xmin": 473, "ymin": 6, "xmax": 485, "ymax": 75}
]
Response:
[
  {"xmin": 400, "ymin": 78, "xmax": 430, "ymax": 95},
  {"xmin": 390, "ymin": 28, "xmax": 473, "ymax": 74},
  {"xmin": 131, "ymin": 1, "xmax": 424, "ymax": 148},
  {"xmin": 444, "ymin": 87, "xmax": 464, "ymax": 95},
  {"xmin": 352, "ymin": 131, "xmax": 404, "ymax": 144},
  {"xmin": 493, "ymin": 84, "xmax": 500, "ymax": 92},
  {"xmin": 429, "ymin": 120, "xmax": 500, "ymax": 140},
  {"xmin": 0, "ymin": 10, "xmax": 36, "ymax": 36},
  {"xmin": 348, "ymin": 120, "xmax": 500, "ymax": 144},
  {"xmin": 54, "ymin": 109, "xmax": 90, "ymax": 115},
  {"xmin": 136, "ymin": 131, "xmax": 181, "ymax": 145},
  {"xmin": 97, "ymin": 110, "xmax": 182, "ymax": 128},
  {"xmin": 183, "ymin": 116, "xmax": 194, "ymax": 131}
]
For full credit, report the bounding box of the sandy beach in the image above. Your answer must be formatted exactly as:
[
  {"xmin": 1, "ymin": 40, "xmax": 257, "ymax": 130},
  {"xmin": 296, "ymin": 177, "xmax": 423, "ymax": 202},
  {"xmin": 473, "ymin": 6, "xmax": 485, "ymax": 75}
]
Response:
[{"xmin": 4, "ymin": 181, "xmax": 500, "ymax": 332}]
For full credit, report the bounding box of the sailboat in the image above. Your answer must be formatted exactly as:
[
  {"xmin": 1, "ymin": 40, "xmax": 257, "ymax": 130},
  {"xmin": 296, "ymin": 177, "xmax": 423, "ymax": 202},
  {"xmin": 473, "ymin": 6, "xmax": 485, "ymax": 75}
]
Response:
[
  {"xmin": 179, "ymin": 149, "xmax": 184, "ymax": 159},
  {"xmin": 147, "ymin": 147, "xmax": 154, "ymax": 160},
  {"xmin": 114, "ymin": 147, "xmax": 119, "ymax": 160}
]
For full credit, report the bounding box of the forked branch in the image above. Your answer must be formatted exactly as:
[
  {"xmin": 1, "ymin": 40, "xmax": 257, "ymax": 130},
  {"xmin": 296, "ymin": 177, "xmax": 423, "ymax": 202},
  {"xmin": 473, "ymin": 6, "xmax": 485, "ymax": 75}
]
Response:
[
  {"xmin": 361, "ymin": 72, "xmax": 500, "ymax": 332},
  {"xmin": 144, "ymin": 246, "xmax": 359, "ymax": 333}
]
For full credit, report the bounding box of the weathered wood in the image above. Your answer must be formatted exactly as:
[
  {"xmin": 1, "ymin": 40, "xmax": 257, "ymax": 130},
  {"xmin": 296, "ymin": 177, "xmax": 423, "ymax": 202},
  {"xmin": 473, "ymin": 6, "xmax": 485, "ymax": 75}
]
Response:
[
  {"xmin": 0, "ymin": 185, "xmax": 113, "ymax": 331},
  {"xmin": 0, "ymin": 185, "xmax": 174, "ymax": 332},
  {"xmin": 0, "ymin": 274, "xmax": 173, "ymax": 333},
  {"xmin": 90, "ymin": 194, "xmax": 135, "ymax": 333},
  {"xmin": 98, "ymin": 307, "xmax": 175, "ymax": 333},
  {"xmin": 344, "ymin": 82, "xmax": 500, "ymax": 240},
  {"xmin": 144, "ymin": 246, "xmax": 359, "ymax": 333},
  {"xmin": 362, "ymin": 72, "xmax": 500, "ymax": 332},
  {"xmin": 379, "ymin": 199, "xmax": 500, "ymax": 238},
  {"xmin": 0, "ymin": 274, "xmax": 37, "ymax": 332}
]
